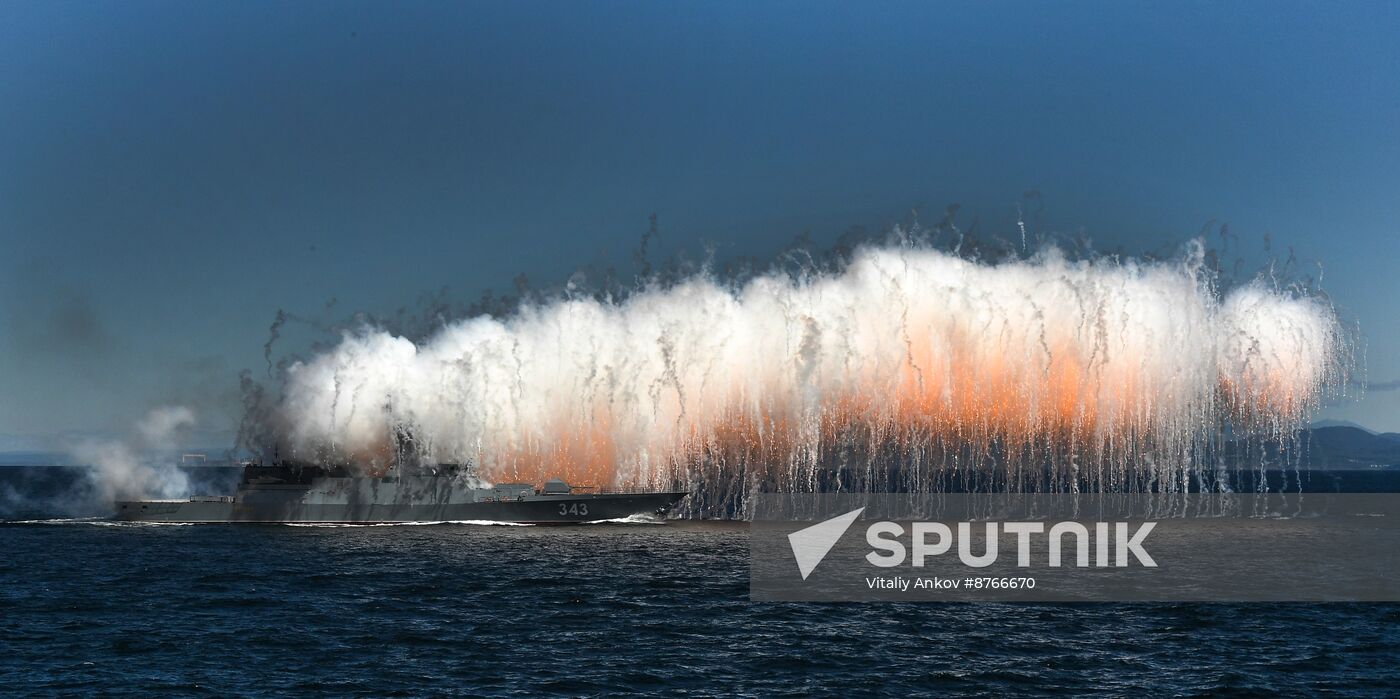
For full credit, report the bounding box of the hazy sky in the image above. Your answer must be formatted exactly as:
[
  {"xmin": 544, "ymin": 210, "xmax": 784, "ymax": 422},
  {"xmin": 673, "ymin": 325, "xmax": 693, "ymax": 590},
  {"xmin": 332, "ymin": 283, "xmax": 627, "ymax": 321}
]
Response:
[{"xmin": 2, "ymin": 0, "xmax": 1398, "ymax": 446}]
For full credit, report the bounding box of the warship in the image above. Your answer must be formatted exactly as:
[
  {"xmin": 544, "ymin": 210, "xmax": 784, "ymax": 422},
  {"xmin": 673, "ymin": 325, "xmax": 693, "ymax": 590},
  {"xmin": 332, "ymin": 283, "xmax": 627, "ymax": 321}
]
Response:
[{"xmin": 115, "ymin": 460, "xmax": 688, "ymax": 524}]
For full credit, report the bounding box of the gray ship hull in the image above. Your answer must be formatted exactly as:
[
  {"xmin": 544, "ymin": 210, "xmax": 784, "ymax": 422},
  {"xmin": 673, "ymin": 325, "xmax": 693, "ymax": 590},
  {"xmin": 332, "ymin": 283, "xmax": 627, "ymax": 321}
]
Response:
[{"xmin": 115, "ymin": 472, "xmax": 688, "ymax": 524}]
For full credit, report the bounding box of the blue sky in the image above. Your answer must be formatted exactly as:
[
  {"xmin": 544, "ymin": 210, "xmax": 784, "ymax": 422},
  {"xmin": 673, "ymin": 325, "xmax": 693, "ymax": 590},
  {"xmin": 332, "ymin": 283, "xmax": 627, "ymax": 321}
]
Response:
[{"xmin": 2, "ymin": 0, "xmax": 1398, "ymax": 446}]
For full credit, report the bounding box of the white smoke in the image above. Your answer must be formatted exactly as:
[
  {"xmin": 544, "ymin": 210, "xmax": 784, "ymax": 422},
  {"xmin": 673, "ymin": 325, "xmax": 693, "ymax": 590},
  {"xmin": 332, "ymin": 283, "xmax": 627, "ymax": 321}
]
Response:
[
  {"xmin": 74, "ymin": 406, "xmax": 196, "ymax": 503},
  {"xmin": 272, "ymin": 241, "xmax": 1350, "ymax": 505},
  {"xmin": 137, "ymin": 405, "xmax": 197, "ymax": 447}
]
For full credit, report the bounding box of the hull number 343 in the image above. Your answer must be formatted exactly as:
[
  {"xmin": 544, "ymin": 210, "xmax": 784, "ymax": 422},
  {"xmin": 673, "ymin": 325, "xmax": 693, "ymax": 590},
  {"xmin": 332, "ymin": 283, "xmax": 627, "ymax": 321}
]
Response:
[{"xmin": 559, "ymin": 503, "xmax": 589, "ymax": 516}]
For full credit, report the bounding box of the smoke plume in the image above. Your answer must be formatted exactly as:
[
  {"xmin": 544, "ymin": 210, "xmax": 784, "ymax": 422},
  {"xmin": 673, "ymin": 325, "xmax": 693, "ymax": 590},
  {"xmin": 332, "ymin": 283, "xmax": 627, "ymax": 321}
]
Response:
[
  {"xmin": 73, "ymin": 406, "xmax": 196, "ymax": 504},
  {"xmin": 259, "ymin": 239, "xmax": 1351, "ymax": 516}
]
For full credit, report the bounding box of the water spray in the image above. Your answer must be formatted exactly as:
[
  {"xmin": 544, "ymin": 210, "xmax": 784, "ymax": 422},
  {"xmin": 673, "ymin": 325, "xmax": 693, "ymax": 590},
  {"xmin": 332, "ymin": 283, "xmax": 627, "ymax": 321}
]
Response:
[{"xmin": 268, "ymin": 239, "xmax": 1352, "ymax": 517}]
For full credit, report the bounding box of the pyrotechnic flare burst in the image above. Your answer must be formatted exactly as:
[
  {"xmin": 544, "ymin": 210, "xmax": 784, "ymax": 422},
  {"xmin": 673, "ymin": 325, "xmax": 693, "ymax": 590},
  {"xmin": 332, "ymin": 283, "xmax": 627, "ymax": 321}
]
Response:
[{"xmin": 268, "ymin": 240, "xmax": 1351, "ymax": 516}]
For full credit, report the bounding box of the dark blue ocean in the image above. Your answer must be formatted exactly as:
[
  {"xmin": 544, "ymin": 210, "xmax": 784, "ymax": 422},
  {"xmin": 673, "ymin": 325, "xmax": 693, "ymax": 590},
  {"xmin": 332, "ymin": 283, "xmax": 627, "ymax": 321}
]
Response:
[{"xmin": 3, "ymin": 466, "xmax": 1400, "ymax": 697}]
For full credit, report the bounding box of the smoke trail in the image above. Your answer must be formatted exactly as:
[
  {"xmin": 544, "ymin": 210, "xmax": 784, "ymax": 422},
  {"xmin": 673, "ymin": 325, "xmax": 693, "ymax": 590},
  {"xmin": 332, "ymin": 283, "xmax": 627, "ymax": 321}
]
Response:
[{"xmin": 268, "ymin": 239, "xmax": 1351, "ymax": 516}]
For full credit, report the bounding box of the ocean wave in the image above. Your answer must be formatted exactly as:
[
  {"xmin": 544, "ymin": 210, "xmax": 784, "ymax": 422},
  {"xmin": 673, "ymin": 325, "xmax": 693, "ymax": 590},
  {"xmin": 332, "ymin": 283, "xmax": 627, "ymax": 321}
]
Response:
[
  {"xmin": 282, "ymin": 520, "xmax": 534, "ymax": 527},
  {"xmin": 583, "ymin": 513, "xmax": 665, "ymax": 525},
  {"xmin": 1, "ymin": 518, "xmax": 197, "ymax": 527}
]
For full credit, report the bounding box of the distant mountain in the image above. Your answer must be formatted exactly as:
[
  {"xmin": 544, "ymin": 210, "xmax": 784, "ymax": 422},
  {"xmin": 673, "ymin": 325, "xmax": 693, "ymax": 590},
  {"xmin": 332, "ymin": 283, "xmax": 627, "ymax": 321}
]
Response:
[
  {"xmin": 0, "ymin": 434, "xmax": 40, "ymax": 452},
  {"xmin": 1251, "ymin": 426, "xmax": 1400, "ymax": 469},
  {"xmin": 0, "ymin": 448, "xmax": 237, "ymax": 467},
  {"xmin": 0, "ymin": 451, "xmax": 67, "ymax": 466},
  {"xmin": 1301, "ymin": 427, "xmax": 1400, "ymax": 463},
  {"xmin": 1308, "ymin": 419, "xmax": 1376, "ymax": 433}
]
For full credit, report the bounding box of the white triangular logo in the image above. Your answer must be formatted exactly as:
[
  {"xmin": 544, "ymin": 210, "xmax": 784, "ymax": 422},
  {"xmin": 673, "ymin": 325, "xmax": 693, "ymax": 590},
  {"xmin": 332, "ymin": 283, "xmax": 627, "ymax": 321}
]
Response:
[{"xmin": 787, "ymin": 507, "xmax": 865, "ymax": 580}]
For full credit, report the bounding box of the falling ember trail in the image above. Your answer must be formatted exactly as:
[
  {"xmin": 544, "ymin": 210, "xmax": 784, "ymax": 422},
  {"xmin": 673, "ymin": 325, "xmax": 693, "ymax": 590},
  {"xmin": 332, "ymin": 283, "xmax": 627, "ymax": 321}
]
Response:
[{"xmin": 271, "ymin": 241, "xmax": 1351, "ymax": 517}]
